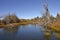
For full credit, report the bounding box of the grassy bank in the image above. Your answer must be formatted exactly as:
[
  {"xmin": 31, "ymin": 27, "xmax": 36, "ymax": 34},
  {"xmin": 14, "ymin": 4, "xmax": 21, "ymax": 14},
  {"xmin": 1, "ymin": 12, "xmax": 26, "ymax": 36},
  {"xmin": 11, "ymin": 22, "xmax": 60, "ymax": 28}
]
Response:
[
  {"xmin": 0, "ymin": 21, "xmax": 38, "ymax": 28},
  {"xmin": 0, "ymin": 23, "xmax": 20, "ymax": 28}
]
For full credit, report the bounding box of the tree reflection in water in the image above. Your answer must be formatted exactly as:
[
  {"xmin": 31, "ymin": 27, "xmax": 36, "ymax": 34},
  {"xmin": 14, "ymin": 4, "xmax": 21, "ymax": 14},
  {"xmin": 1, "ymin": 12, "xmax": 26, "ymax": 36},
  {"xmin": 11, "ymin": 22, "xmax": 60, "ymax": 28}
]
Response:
[
  {"xmin": 0, "ymin": 25, "xmax": 60, "ymax": 40},
  {"xmin": 3, "ymin": 26, "xmax": 19, "ymax": 40}
]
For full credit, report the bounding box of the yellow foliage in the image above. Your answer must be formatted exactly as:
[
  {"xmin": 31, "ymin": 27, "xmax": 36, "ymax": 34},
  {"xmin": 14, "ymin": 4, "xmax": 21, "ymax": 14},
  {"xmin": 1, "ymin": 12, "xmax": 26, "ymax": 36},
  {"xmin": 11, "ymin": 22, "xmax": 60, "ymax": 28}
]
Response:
[
  {"xmin": 48, "ymin": 21, "xmax": 60, "ymax": 32},
  {"xmin": 56, "ymin": 33, "xmax": 60, "ymax": 38}
]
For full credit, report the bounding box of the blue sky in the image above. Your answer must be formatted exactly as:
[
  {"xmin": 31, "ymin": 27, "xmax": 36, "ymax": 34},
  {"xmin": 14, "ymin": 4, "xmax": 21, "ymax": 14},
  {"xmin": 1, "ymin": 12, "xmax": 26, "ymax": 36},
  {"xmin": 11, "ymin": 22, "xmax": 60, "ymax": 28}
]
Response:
[{"xmin": 0, "ymin": 0, "xmax": 60, "ymax": 19}]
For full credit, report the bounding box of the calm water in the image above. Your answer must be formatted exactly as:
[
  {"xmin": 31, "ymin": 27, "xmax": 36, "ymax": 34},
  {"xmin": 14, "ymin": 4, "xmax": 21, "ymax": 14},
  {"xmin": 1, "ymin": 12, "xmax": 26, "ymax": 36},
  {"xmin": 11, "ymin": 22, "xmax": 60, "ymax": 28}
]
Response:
[{"xmin": 0, "ymin": 24, "xmax": 59, "ymax": 40}]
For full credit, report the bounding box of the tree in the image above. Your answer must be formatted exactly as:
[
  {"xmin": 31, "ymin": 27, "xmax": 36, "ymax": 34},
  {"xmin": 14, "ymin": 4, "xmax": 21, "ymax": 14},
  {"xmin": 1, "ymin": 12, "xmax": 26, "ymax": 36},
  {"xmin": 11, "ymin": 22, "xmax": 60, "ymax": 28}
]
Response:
[
  {"xmin": 3, "ymin": 13, "xmax": 20, "ymax": 24},
  {"xmin": 56, "ymin": 13, "xmax": 60, "ymax": 19}
]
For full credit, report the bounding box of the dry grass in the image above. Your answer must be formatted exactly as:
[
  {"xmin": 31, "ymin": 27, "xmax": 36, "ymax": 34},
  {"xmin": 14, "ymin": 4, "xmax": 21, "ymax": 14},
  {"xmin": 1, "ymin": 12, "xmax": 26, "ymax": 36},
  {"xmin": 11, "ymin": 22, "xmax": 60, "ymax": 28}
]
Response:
[
  {"xmin": 44, "ymin": 30, "xmax": 52, "ymax": 37},
  {"xmin": 0, "ymin": 23, "xmax": 20, "ymax": 28},
  {"xmin": 55, "ymin": 33, "xmax": 60, "ymax": 38},
  {"xmin": 48, "ymin": 20, "xmax": 60, "ymax": 33}
]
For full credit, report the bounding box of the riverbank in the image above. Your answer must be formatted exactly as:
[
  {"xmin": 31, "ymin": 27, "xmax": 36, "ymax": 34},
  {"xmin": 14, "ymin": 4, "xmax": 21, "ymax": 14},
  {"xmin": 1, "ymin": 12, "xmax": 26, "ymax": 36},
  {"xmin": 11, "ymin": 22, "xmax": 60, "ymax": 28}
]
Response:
[
  {"xmin": 0, "ymin": 21, "xmax": 38, "ymax": 28},
  {"xmin": 0, "ymin": 23, "xmax": 20, "ymax": 28}
]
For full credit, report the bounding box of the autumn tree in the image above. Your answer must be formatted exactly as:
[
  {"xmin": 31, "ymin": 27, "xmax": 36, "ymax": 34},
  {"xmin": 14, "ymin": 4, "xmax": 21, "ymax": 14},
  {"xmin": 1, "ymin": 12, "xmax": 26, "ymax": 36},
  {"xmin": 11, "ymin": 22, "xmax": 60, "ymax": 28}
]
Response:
[{"xmin": 3, "ymin": 13, "xmax": 20, "ymax": 24}]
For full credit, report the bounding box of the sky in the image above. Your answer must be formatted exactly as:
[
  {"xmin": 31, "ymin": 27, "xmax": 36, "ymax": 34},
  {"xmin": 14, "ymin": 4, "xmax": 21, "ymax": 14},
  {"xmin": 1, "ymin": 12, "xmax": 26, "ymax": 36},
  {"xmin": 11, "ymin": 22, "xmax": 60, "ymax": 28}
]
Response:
[{"xmin": 0, "ymin": 0, "xmax": 60, "ymax": 19}]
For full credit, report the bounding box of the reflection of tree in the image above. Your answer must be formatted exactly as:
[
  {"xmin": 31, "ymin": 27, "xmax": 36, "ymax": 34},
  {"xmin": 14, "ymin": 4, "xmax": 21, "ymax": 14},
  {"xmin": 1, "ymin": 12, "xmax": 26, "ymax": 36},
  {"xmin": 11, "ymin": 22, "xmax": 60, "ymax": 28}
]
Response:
[
  {"xmin": 3, "ymin": 26, "xmax": 19, "ymax": 40},
  {"xmin": 43, "ymin": 36, "xmax": 51, "ymax": 40},
  {"xmin": 4, "ymin": 26, "xmax": 18, "ymax": 33}
]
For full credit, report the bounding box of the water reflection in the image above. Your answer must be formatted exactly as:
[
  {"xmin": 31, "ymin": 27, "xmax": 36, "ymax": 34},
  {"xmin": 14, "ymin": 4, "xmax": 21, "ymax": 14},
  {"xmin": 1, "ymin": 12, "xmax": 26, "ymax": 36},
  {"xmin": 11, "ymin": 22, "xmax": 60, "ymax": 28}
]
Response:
[
  {"xmin": 4, "ymin": 27, "xmax": 18, "ymax": 33},
  {"xmin": 1, "ymin": 26, "xmax": 19, "ymax": 40},
  {"xmin": 16, "ymin": 24, "xmax": 44, "ymax": 40},
  {"xmin": 0, "ymin": 24, "xmax": 60, "ymax": 40}
]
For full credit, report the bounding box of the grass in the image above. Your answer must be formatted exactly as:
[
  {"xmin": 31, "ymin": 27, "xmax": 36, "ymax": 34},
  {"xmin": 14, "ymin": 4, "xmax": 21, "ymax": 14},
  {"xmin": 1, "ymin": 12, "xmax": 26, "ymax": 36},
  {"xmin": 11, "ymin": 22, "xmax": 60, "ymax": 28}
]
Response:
[
  {"xmin": 0, "ymin": 23, "xmax": 20, "ymax": 28},
  {"xmin": 44, "ymin": 30, "xmax": 52, "ymax": 37},
  {"xmin": 55, "ymin": 33, "xmax": 60, "ymax": 38},
  {"xmin": 48, "ymin": 23, "xmax": 60, "ymax": 33}
]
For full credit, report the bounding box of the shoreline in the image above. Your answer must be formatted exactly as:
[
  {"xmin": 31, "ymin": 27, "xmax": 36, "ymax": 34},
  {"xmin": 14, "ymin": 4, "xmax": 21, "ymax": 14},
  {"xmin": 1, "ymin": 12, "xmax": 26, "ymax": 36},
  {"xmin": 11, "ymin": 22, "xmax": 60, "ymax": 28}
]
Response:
[{"xmin": 0, "ymin": 23, "xmax": 20, "ymax": 28}]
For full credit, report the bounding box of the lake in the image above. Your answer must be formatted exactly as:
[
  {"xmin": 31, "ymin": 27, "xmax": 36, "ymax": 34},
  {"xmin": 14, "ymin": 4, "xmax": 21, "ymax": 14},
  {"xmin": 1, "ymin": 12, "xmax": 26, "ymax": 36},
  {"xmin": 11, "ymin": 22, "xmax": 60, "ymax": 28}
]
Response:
[{"xmin": 0, "ymin": 24, "xmax": 59, "ymax": 40}]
